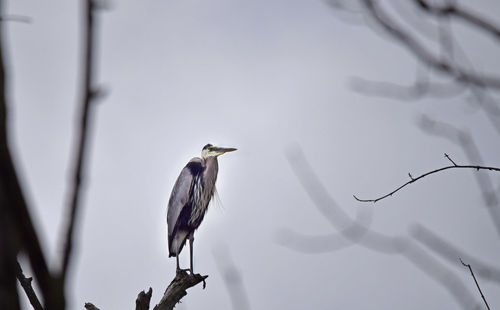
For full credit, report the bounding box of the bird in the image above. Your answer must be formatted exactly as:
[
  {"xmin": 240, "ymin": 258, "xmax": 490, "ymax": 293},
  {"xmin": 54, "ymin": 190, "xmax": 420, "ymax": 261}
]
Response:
[{"xmin": 167, "ymin": 143, "xmax": 236, "ymax": 273}]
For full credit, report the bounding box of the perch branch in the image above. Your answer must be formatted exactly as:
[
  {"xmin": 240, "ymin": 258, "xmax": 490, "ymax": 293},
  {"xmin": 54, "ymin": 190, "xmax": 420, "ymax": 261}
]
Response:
[
  {"xmin": 153, "ymin": 270, "xmax": 208, "ymax": 310},
  {"xmin": 15, "ymin": 261, "xmax": 43, "ymax": 310},
  {"xmin": 354, "ymin": 161, "xmax": 500, "ymax": 203},
  {"xmin": 460, "ymin": 259, "xmax": 491, "ymax": 310}
]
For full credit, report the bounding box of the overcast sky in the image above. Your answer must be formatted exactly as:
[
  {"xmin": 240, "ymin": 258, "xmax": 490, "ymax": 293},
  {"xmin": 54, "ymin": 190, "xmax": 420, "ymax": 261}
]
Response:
[{"xmin": 6, "ymin": 0, "xmax": 500, "ymax": 309}]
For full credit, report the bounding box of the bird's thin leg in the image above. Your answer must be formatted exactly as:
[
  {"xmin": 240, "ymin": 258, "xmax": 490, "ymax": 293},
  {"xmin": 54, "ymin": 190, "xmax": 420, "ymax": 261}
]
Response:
[
  {"xmin": 176, "ymin": 253, "xmax": 180, "ymax": 271},
  {"xmin": 189, "ymin": 234, "xmax": 194, "ymax": 274}
]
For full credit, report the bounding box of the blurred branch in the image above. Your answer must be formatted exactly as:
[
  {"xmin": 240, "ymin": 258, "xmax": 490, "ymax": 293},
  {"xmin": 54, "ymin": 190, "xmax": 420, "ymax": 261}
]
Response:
[
  {"xmin": 411, "ymin": 224, "xmax": 500, "ymax": 285},
  {"xmin": 353, "ymin": 156, "xmax": 500, "ymax": 203},
  {"xmin": 153, "ymin": 270, "xmax": 208, "ymax": 310},
  {"xmin": 415, "ymin": 0, "xmax": 500, "ymax": 40},
  {"xmin": 214, "ymin": 246, "xmax": 251, "ymax": 310},
  {"xmin": 0, "ymin": 1, "xmax": 54, "ymax": 308},
  {"xmin": 361, "ymin": 0, "xmax": 500, "ymax": 89},
  {"xmin": 0, "ymin": 14, "xmax": 32, "ymax": 23},
  {"xmin": 16, "ymin": 261, "xmax": 43, "ymax": 310},
  {"xmin": 61, "ymin": 0, "xmax": 101, "ymax": 280},
  {"xmin": 350, "ymin": 74, "xmax": 466, "ymax": 101},
  {"xmin": 460, "ymin": 259, "xmax": 491, "ymax": 310}
]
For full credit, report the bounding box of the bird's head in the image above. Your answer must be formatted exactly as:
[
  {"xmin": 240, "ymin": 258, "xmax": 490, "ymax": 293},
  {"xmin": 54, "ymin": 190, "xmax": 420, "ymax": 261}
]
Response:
[{"xmin": 201, "ymin": 143, "xmax": 237, "ymax": 159}]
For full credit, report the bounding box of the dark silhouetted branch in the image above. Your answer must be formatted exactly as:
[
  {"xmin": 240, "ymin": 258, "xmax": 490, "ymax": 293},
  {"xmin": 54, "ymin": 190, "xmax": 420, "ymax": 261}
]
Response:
[
  {"xmin": 361, "ymin": 0, "xmax": 500, "ymax": 89},
  {"xmin": 0, "ymin": 1, "xmax": 54, "ymax": 308},
  {"xmin": 136, "ymin": 288, "xmax": 152, "ymax": 310},
  {"xmin": 153, "ymin": 270, "xmax": 208, "ymax": 310},
  {"xmin": 84, "ymin": 303, "xmax": 100, "ymax": 310},
  {"xmin": 61, "ymin": 0, "xmax": 101, "ymax": 280},
  {"xmin": 415, "ymin": 0, "xmax": 500, "ymax": 40},
  {"xmin": 15, "ymin": 261, "xmax": 43, "ymax": 310},
  {"xmin": 460, "ymin": 259, "xmax": 491, "ymax": 310},
  {"xmin": 354, "ymin": 162, "xmax": 500, "ymax": 203}
]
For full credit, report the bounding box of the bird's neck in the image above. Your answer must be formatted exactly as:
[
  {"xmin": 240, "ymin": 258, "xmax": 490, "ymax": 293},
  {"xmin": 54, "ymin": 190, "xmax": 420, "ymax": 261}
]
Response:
[{"xmin": 203, "ymin": 156, "xmax": 219, "ymax": 170}]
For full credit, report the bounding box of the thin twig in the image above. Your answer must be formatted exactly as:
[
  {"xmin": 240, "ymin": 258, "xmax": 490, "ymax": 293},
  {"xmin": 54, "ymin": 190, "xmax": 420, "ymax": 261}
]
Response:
[
  {"xmin": 411, "ymin": 225, "xmax": 500, "ymax": 284},
  {"xmin": 15, "ymin": 261, "xmax": 43, "ymax": 310},
  {"xmin": 354, "ymin": 164, "xmax": 500, "ymax": 203},
  {"xmin": 460, "ymin": 258, "xmax": 491, "ymax": 310},
  {"xmin": 444, "ymin": 153, "xmax": 457, "ymax": 166},
  {"xmin": 60, "ymin": 0, "xmax": 99, "ymax": 279}
]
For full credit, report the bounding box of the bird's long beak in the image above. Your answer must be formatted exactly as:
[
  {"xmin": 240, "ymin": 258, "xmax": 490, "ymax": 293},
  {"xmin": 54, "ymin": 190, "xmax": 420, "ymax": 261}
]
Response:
[{"xmin": 213, "ymin": 147, "xmax": 237, "ymax": 155}]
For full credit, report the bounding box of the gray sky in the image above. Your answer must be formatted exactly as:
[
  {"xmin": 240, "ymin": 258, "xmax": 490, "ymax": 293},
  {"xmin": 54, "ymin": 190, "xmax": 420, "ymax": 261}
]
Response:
[{"xmin": 6, "ymin": 0, "xmax": 500, "ymax": 309}]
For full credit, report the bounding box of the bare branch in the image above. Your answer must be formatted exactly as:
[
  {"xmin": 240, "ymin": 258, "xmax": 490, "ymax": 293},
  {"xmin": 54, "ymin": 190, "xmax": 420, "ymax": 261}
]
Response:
[
  {"xmin": 361, "ymin": 0, "xmax": 500, "ymax": 89},
  {"xmin": 153, "ymin": 270, "xmax": 208, "ymax": 310},
  {"xmin": 460, "ymin": 259, "xmax": 491, "ymax": 310},
  {"xmin": 354, "ymin": 163, "xmax": 500, "ymax": 203},
  {"xmin": 415, "ymin": 0, "xmax": 500, "ymax": 40},
  {"xmin": 15, "ymin": 261, "xmax": 43, "ymax": 310},
  {"xmin": 61, "ymin": 0, "xmax": 100, "ymax": 279}
]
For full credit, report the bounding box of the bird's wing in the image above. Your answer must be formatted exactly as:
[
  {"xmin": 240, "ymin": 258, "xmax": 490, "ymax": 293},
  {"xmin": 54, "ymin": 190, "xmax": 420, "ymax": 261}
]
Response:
[{"xmin": 167, "ymin": 158, "xmax": 200, "ymax": 238}]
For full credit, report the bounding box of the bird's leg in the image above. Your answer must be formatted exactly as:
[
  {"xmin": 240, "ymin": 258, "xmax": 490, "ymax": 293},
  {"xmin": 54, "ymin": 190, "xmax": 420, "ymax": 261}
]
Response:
[
  {"xmin": 189, "ymin": 234, "xmax": 194, "ymax": 274},
  {"xmin": 176, "ymin": 253, "xmax": 180, "ymax": 271}
]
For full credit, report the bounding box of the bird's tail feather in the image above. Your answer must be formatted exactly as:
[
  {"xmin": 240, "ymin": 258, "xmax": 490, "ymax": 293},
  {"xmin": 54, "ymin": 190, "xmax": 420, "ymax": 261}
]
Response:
[{"xmin": 169, "ymin": 229, "xmax": 189, "ymax": 257}]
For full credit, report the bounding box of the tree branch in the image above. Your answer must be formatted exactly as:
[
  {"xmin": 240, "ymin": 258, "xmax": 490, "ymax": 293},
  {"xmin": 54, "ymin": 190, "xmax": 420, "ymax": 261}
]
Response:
[
  {"xmin": 0, "ymin": 1, "xmax": 54, "ymax": 307},
  {"xmin": 61, "ymin": 0, "xmax": 100, "ymax": 280},
  {"xmin": 361, "ymin": 0, "xmax": 500, "ymax": 89},
  {"xmin": 136, "ymin": 288, "xmax": 152, "ymax": 310},
  {"xmin": 460, "ymin": 259, "xmax": 491, "ymax": 310},
  {"xmin": 415, "ymin": 0, "xmax": 500, "ymax": 40},
  {"xmin": 153, "ymin": 270, "xmax": 208, "ymax": 310},
  {"xmin": 354, "ymin": 162, "xmax": 500, "ymax": 203},
  {"xmin": 15, "ymin": 261, "xmax": 43, "ymax": 310}
]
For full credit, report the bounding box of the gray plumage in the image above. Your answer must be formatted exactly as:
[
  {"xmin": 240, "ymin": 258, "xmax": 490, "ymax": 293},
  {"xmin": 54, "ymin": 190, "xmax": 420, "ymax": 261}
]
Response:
[{"xmin": 167, "ymin": 144, "xmax": 236, "ymax": 272}]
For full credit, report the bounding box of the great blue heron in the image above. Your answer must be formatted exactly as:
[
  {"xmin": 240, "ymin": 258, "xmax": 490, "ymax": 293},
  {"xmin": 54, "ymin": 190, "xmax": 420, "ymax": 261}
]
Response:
[{"xmin": 167, "ymin": 143, "xmax": 236, "ymax": 273}]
